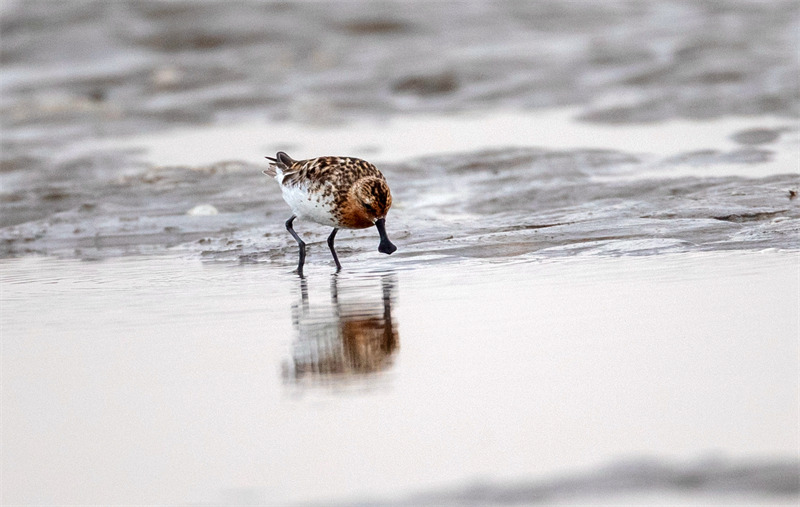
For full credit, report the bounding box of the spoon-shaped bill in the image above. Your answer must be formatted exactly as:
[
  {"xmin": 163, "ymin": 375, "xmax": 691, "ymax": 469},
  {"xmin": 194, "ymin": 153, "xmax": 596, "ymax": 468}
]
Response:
[{"xmin": 375, "ymin": 218, "xmax": 397, "ymax": 255}]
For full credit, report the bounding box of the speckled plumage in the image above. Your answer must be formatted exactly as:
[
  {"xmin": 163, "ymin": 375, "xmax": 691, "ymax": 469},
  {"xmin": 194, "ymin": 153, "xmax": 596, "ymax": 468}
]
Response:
[{"xmin": 264, "ymin": 151, "xmax": 397, "ymax": 272}]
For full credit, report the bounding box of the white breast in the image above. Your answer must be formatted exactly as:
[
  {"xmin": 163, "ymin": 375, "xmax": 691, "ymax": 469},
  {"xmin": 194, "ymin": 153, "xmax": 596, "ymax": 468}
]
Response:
[{"xmin": 280, "ymin": 183, "xmax": 337, "ymax": 227}]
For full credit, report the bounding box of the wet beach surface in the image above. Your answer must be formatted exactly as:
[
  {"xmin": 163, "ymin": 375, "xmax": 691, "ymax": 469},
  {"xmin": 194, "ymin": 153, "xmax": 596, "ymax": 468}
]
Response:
[
  {"xmin": 2, "ymin": 116, "xmax": 799, "ymax": 262},
  {"xmin": 1, "ymin": 0, "xmax": 799, "ymax": 261},
  {"xmin": 1, "ymin": 1, "xmax": 799, "ymax": 505},
  {"xmin": 2, "ymin": 253, "xmax": 798, "ymax": 504}
]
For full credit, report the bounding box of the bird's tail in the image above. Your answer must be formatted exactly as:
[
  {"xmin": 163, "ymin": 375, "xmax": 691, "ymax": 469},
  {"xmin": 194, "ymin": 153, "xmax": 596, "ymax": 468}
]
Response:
[{"xmin": 263, "ymin": 151, "xmax": 296, "ymax": 177}]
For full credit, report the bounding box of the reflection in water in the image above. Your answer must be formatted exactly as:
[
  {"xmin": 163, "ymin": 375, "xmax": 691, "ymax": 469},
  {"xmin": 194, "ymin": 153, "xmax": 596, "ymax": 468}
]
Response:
[{"xmin": 283, "ymin": 274, "xmax": 398, "ymax": 383}]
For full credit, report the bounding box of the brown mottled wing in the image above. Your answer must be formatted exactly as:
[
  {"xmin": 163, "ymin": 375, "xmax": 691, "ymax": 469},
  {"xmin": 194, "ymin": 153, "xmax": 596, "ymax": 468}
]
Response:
[{"xmin": 282, "ymin": 156, "xmax": 384, "ymax": 190}]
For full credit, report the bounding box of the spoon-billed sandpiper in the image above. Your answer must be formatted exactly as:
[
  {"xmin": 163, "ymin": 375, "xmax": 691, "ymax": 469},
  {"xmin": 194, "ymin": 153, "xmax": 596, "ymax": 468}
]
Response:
[{"xmin": 264, "ymin": 152, "xmax": 397, "ymax": 273}]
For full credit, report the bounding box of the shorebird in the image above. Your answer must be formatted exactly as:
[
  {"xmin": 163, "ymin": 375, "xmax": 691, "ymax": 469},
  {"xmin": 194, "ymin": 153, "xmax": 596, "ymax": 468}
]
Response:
[{"xmin": 264, "ymin": 152, "xmax": 397, "ymax": 273}]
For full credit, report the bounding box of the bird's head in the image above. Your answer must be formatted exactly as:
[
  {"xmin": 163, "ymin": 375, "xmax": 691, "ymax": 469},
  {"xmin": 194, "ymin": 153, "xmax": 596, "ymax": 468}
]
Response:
[{"xmin": 354, "ymin": 177, "xmax": 392, "ymax": 223}]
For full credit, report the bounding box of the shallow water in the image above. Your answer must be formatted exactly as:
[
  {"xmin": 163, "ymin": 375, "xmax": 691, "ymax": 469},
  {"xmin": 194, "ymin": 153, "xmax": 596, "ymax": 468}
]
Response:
[{"xmin": 2, "ymin": 252, "xmax": 798, "ymax": 505}]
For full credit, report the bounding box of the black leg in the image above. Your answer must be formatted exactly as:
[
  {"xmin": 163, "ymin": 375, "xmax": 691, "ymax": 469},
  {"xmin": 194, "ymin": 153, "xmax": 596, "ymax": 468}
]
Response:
[
  {"xmin": 285, "ymin": 215, "xmax": 305, "ymax": 274},
  {"xmin": 327, "ymin": 228, "xmax": 342, "ymax": 271}
]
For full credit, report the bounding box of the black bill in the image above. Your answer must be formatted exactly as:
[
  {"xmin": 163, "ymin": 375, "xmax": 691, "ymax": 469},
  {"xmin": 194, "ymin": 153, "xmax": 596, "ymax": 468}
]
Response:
[{"xmin": 375, "ymin": 218, "xmax": 397, "ymax": 255}]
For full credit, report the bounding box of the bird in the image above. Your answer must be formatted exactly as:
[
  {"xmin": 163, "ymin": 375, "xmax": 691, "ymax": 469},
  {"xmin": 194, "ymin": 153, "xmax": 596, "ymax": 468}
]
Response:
[{"xmin": 264, "ymin": 151, "xmax": 397, "ymax": 273}]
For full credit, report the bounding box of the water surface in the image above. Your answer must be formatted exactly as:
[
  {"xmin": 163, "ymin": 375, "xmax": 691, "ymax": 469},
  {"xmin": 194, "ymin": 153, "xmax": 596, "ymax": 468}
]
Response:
[{"xmin": 2, "ymin": 252, "xmax": 798, "ymax": 504}]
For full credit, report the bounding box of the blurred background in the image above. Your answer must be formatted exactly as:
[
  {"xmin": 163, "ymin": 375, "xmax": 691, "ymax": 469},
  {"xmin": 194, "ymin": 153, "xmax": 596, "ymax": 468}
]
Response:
[
  {"xmin": 3, "ymin": 1, "xmax": 798, "ymax": 137},
  {"xmin": 1, "ymin": 0, "xmax": 799, "ymax": 258},
  {"xmin": 2, "ymin": 1, "xmax": 799, "ymax": 506}
]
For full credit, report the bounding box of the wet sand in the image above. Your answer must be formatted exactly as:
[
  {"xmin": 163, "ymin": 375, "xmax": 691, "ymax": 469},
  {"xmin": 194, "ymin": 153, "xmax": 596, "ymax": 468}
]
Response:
[
  {"xmin": 2, "ymin": 109, "xmax": 798, "ymax": 262},
  {"xmin": 2, "ymin": 1, "xmax": 798, "ymax": 152},
  {"xmin": 2, "ymin": 1, "xmax": 798, "ymax": 263},
  {"xmin": 2, "ymin": 252, "xmax": 798, "ymax": 505}
]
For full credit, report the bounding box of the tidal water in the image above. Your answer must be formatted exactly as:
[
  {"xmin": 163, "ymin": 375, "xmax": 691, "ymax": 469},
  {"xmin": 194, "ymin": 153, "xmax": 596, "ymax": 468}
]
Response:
[
  {"xmin": 2, "ymin": 253, "xmax": 798, "ymax": 505},
  {"xmin": 1, "ymin": 1, "xmax": 799, "ymax": 505}
]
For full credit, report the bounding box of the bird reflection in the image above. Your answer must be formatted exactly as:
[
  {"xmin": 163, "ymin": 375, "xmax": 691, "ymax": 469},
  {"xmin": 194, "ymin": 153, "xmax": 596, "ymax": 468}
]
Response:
[{"xmin": 283, "ymin": 273, "xmax": 398, "ymax": 383}]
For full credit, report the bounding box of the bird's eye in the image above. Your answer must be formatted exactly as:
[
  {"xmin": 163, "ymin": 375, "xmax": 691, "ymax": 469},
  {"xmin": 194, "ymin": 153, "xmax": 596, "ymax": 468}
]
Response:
[{"xmin": 364, "ymin": 203, "xmax": 375, "ymax": 213}]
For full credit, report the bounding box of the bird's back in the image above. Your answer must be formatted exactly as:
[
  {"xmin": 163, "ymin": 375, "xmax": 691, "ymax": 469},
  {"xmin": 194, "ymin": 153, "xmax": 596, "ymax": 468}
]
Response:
[{"xmin": 272, "ymin": 155, "xmax": 386, "ymax": 192}]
